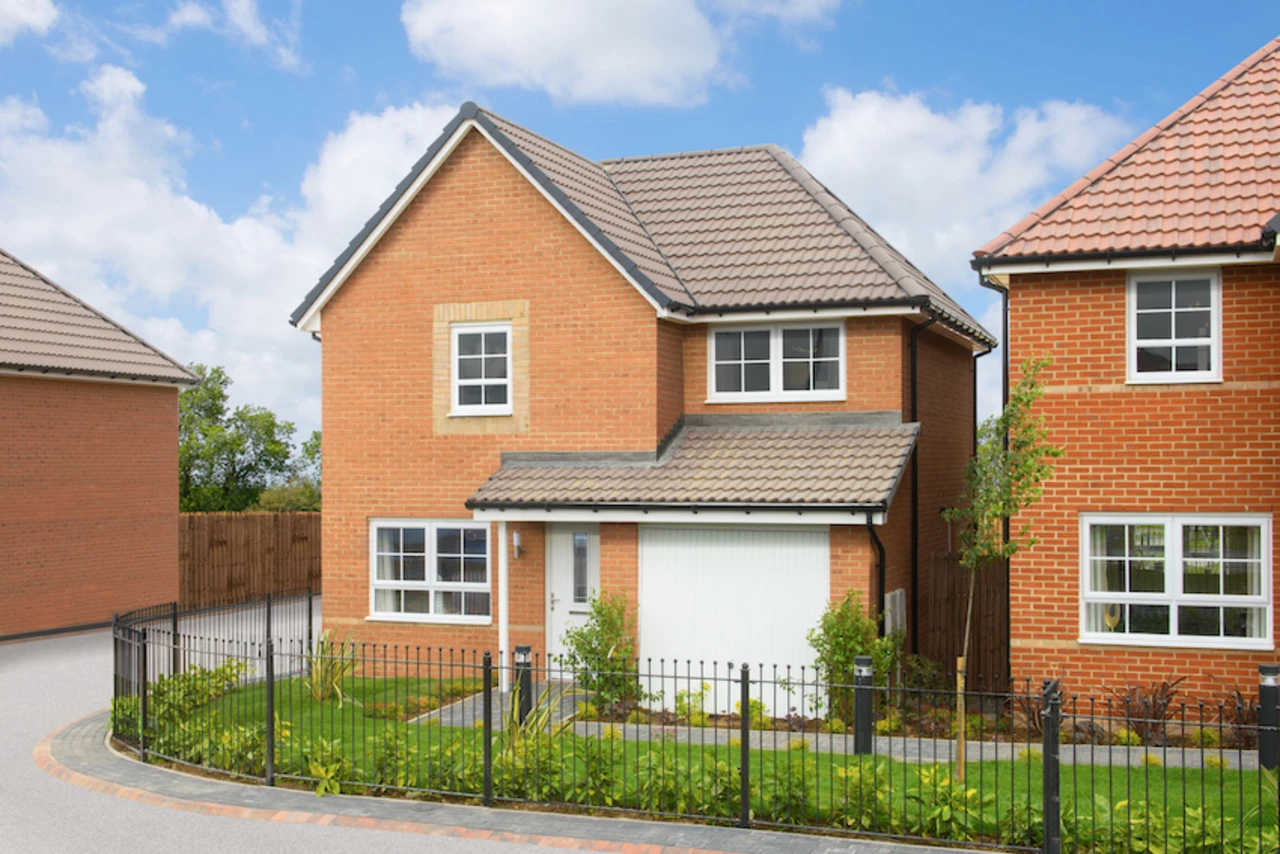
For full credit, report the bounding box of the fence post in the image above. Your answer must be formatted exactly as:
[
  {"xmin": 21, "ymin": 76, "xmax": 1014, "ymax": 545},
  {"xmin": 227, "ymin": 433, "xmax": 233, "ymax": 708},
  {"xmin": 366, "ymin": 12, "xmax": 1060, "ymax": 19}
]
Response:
[
  {"xmin": 738, "ymin": 662, "xmax": 751, "ymax": 829},
  {"xmin": 1260, "ymin": 665, "xmax": 1279, "ymax": 772},
  {"xmin": 170, "ymin": 601, "xmax": 180, "ymax": 676},
  {"xmin": 482, "ymin": 652, "xmax": 493, "ymax": 806},
  {"xmin": 306, "ymin": 585, "xmax": 315, "ymax": 651},
  {"xmin": 265, "ymin": 636, "xmax": 275, "ymax": 786},
  {"xmin": 853, "ymin": 655, "xmax": 873, "ymax": 755},
  {"xmin": 514, "ymin": 645, "xmax": 533, "ymax": 725},
  {"xmin": 1041, "ymin": 679, "xmax": 1062, "ymax": 854},
  {"xmin": 265, "ymin": 591, "xmax": 272, "ymax": 645},
  {"xmin": 139, "ymin": 628, "xmax": 149, "ymax": 763}
]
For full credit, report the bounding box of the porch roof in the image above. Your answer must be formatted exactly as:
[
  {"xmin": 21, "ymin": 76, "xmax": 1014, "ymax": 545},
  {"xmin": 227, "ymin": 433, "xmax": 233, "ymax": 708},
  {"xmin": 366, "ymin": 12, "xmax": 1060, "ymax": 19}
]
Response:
[{"xmin": 466, "ymin": 414, "xmax": 918, "ymax": 515}]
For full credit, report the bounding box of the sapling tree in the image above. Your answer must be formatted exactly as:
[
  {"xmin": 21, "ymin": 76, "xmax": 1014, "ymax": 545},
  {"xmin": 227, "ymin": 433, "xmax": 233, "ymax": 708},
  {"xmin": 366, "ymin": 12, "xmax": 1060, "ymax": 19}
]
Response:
[{"xmin": 942, "ymin": 357, "xmax": 1062, "ymax": 777}]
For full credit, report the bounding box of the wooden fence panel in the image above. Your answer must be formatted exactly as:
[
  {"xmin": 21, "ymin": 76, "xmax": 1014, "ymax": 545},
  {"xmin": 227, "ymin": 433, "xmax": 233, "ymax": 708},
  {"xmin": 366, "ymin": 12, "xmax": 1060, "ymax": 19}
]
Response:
[
  {"xmin": 917, "ymin": 552, "xmax": 1009, "ymax": 688},
  {"xmin": 179, "ymin": 512, "xmax": 321, "ymax": 607}
]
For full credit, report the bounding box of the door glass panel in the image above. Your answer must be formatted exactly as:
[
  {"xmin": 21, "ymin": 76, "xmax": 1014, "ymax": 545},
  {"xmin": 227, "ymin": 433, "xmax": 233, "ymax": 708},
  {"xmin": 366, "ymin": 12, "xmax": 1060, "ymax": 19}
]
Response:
[{"xmin": 573, "ymin": 532, "xmax": 589, "ymax": 603}]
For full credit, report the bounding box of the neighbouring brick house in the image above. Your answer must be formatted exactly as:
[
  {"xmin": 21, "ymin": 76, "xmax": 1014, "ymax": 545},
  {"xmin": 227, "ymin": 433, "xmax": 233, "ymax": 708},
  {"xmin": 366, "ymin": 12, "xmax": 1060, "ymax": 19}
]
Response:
[
  {"xmin": 291, "ymin": 103, "xmax": 993, "ymax": 681},
  {"xmin": 973, "ymin": 37, "xmax": 1280, "ymax": 697},
  {"xmin": 0, "ymin": 248, "xmax": 196, "ymax": 639}
]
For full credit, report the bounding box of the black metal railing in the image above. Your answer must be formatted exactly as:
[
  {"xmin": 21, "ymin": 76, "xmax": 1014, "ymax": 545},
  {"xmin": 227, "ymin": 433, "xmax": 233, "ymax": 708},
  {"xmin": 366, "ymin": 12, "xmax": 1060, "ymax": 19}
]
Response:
[{"xmin": 110, "ymin": 596, "xmax": 1280, "ymax": 853}]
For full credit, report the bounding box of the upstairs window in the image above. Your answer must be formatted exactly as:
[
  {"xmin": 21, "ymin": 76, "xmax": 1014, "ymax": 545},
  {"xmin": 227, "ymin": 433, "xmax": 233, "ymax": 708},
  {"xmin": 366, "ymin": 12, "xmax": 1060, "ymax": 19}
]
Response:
[
  {"xmin": 1128, "ymin": 271, "xmax": 1220, "ymax": 383},
  {"xmin": 708, "ymin": 324, "xmax": 845, "ymax": 402},
  {"xmin": 452, "ymin": 322, "xmax": 512, "ymax": 416}
]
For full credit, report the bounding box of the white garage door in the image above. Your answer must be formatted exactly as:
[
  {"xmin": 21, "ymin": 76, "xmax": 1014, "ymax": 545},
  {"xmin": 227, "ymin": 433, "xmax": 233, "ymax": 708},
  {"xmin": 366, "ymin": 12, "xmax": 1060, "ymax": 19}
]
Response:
[{"xmin": 638, "ymin": 525, "xmax": 829, "ymax": 707}]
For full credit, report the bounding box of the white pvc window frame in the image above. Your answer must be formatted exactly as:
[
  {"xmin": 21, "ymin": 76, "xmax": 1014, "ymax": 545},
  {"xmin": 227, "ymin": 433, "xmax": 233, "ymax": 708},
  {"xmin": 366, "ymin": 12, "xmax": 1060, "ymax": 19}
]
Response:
[
  {"xmin": 368, "ymin": 518, "xmax": 492, "ymax": 625},
  {"xmin": 1126, "ymin": 269, "xmax": 1222, "ymax": 384},
  {"xmin": 1078, "ymin": 513, "xmax": 1272, "ymax": 650},
  {"xmin": 706, "ymin": 322, "xmax": 846, "ymax": 403},
  {"xmin": 450, "ymin": 321, "xmax": 513, "ymax": 416}
]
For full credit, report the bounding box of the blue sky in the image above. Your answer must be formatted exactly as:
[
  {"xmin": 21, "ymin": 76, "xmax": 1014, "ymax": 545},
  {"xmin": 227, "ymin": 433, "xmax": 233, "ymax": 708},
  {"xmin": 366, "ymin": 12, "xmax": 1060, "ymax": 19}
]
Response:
[{"xmin": 0, "ymin": 1, "xmax": 1271, "ymax": 441}]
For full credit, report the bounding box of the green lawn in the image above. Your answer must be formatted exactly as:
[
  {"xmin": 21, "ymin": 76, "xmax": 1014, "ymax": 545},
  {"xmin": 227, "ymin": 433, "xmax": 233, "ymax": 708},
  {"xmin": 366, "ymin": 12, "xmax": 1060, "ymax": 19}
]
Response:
[{"xmin": 141, "ymin": 674, "xmax": 1275, "ymax": 850}]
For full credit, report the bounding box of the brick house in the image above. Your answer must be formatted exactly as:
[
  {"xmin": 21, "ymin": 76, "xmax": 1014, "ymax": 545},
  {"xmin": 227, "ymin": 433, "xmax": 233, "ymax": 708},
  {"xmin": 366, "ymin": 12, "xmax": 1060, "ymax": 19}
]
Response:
[
  {"xmin": 291, "ymin": 103, "xmax": 993, "ymax": 676},
  {"xmin": 0, "ymin": 248, "xmax": 196, "ymax": 640},
  {"xmin": 973, "ymin": 37, "xmax": 1280, "ymax": 696}
]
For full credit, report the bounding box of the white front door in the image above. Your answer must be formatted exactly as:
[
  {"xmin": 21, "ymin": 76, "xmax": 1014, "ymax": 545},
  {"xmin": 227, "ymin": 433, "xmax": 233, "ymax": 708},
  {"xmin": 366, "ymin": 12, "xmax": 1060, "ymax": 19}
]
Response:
[{"xmin": 546, "ymin": 523, "xmax": 600, "ymax": 661}]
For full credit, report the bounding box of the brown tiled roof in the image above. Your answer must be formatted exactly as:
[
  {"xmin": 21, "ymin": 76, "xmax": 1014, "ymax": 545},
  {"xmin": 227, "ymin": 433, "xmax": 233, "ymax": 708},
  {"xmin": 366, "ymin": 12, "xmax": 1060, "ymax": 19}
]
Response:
[
  {"xmin": 976, "ymin": 37, "xmax": 1280, "ymax": 263},
  {"xmin": 293, "ymin": 103, "xmax": 993, "ymax": 346},
  {"xmin": 468, "ymin": 419, "xmax": 918, "ymax": 510},
  {"xmin": 0, "ymin": 248, "xmax": 196, "ymax": 385},
  {"xmin": 605, "ymin": 145, "xmax": 987, "ymax": 340}
]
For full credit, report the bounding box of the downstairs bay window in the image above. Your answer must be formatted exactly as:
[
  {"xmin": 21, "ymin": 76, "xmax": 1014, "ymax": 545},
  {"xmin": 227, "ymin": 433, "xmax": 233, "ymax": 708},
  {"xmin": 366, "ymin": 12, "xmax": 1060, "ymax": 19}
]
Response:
[
  {"xmin": 1080, "ymin": 514, "xmax": 1271, "ymax": 649},
  {"xmin": 369, "ymin": 519, "xmax": 491, "ymax": 623}
]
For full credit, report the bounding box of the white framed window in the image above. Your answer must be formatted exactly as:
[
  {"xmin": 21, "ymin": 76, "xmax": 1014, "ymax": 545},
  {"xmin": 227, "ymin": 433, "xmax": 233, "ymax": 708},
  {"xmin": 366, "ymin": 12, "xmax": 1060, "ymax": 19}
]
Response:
[
  {"xmin": 1127, "ymin": 270, "xmax": 1221, "ymax": 384},
  {"xmin": 1079, "ymin": 513, "xmax": 1271, "ymax": 650},
  {"xmin": 707, "ymin": 323, "xmax": 845, "ymax": 402},
  {"xmin": 369, "ymin": 519, "xmax": 491, "ymax": 624},
  {"xmin": 451, "ymin": 322, "xmax": 512, "ymax": 416}
]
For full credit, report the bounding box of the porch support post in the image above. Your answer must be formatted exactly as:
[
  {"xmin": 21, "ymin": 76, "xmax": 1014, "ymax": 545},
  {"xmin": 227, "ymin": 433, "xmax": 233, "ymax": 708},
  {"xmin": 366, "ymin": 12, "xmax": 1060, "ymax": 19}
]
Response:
[{"xmin": 498, "ymin": 520, "xmax": 510, "ymax": 693}]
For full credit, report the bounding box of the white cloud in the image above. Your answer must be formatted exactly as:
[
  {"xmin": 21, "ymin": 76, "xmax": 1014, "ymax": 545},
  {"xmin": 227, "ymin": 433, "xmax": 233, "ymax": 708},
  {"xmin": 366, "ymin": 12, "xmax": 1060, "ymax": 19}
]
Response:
[
  {"xmin": 115, "ymin": 0, "xmax": 300, "ymax": 70},
  {"xmin": 0, "ymin": 0, "xmax": 57, "ymax": 45},
  {"xmin": 799, "ymin": 86, "xmax": 1134, "ymax": 419},
  {"xmin": 0, "ymin": 64, "xmax": 458, "ymax": 436},
  {"xmin": 125, "ymin": 2, "xmax": 215, "ymax": 45},
  {"xmin": 401, "ymin": 0, "xmax": 844, "ymax": 106},
  {"xmin": 401, "ymin": 0, "xmax": 721, "ymax": 106}
]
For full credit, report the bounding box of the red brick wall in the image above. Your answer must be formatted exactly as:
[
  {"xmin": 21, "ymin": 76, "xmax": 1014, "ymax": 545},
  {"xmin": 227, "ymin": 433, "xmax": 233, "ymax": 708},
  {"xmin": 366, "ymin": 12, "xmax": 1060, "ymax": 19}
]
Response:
[
  {"xmin": 1006, "ymin": 263, "xmax": 1280, "ymax": 697},
  {"xmin": 321, "ymin": 129, "xmax": 662, "ymax": 650},
  {"xmin": 656, "ymin": 320, "xmax": 684, "ymax": 443},
  {"xmin": 0, "ymin": 376, "xmax": 180, "ymax": 637}
]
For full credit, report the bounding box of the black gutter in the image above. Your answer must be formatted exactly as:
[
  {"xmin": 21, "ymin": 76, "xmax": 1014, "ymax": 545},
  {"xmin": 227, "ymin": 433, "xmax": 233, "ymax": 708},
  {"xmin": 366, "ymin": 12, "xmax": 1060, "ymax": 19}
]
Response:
[
  {"xmin": 907, "ymin": 314, "xmax": 936, "ymax": 653},
  {"xmin": 970, "ymin": 234, "xmax": 1276, "ymax": 272},
  {"xmin": 867, "ymin": 519, "xmax": 887, "ymax": 630}
]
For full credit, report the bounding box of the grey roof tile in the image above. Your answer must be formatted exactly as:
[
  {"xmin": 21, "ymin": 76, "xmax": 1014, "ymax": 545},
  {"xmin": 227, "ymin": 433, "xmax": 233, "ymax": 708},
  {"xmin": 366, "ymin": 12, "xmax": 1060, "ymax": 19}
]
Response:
[
  {"xmin": 0, "ymin": 248, "xmax": 196, "ymax": 385},
  {"xmin": 468, "ymin": 422, "xmax": 918, "ymax": 509}
]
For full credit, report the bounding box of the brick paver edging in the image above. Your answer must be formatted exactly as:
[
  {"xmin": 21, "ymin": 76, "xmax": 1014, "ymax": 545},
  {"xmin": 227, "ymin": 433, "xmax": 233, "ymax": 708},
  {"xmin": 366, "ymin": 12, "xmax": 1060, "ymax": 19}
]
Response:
[{"xmin": 33, "ymin": 710, "xmax": 957, "ymax": 854}]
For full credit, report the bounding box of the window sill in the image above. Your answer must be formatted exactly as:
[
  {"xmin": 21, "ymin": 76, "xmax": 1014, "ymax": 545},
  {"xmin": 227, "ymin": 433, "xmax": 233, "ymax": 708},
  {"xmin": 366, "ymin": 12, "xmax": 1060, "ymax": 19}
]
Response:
[
  {"xmin": 1125, "ymin": 374, "xmax": 1222, "ymax": 386},
  {"xmin": 705, "ymin": 392, "xmax": 847, "ymax": 405},
  {"xmin": 1079, "ymin": 633, "xmax": 1272, "ymax": 651},
  {"xmin": 447, "ymin": 410, "xmax": 513, "ymax": 418},
  {"xmin": 366, "ymin": 614, "xmax": 492, "ymax": 626}
]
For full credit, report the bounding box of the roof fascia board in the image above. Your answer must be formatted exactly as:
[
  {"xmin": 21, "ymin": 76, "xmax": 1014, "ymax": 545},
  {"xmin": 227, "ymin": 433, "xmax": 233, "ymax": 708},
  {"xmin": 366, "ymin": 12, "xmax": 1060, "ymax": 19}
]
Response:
[
  {"xmin": 660, "ymin": 304, "xmax": 918, "ymax": 324},
  {"xmin": 0, "ymin": 366, "xmax": 192, "ymax": 387},
  {"xmin": 470, "ymin": 506, "xmax": 884, "ymax": 525},
  {"xmin": 976, "ymin": 250, "xmax": 1275, "ymax": 277},
  {"xmin": 294, "ymin": 115, "xmax": 670, "ymax": 333}
]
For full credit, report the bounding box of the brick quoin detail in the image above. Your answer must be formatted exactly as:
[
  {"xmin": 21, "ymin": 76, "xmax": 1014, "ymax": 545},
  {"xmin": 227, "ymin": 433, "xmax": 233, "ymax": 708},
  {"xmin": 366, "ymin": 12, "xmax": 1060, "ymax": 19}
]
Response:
[
  {"xmin": 318, "ymin": 127, "xmax": 980, "ymax": 659},
  {"xmin": 0, "ymin": 376, "xmax": 180, "ymax": 637},
  {"xmin": 1006, "ymin": 264, "xmax": 1280, "ymax": 698}
]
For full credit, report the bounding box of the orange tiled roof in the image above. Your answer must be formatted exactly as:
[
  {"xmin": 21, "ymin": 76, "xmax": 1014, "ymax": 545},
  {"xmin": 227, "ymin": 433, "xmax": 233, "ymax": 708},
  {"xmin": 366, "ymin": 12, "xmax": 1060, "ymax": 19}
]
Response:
[{"xmin": 976, "ymin": 37, "xmax": 1280, "ymax": 263}]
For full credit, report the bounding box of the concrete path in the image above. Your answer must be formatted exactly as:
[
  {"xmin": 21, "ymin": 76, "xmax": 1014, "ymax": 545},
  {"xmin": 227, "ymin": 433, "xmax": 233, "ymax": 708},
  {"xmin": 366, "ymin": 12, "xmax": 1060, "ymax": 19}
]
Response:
[{"xmin": 1, "ymin": 630, "xmax": 969, "ymax": 854}]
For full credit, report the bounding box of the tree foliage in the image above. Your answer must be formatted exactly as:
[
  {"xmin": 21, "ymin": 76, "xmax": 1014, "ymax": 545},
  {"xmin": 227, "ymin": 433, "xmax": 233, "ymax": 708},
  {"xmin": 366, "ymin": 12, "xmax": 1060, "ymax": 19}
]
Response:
[
  {"xmin": 253, "ymin": 429, "xmax": 322, "ymax": 511},
  {"xmin": 944, "ymin": 357, "xmax": 1063, "ymax": 571},
  {"xmin": 179, "ymin": 364, "xmax": 308, "ymax": 512}
]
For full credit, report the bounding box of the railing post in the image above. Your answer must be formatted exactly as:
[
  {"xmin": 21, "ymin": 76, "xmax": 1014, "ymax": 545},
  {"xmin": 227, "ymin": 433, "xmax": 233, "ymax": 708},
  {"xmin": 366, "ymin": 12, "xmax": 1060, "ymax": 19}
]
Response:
[
  {"xmin": 738, "ymin": 662, "xmax": 751, "ymax": 829},
  {"xmin": 265, "ymin": 591, "xmax": 272, "ymax": 645},
  {"xmin": 306, "ymin": 585, "xmax": 315, "ymax": 651},
  {"xmin": 853, "ymin": 655, "xmax": 874, "ymax": 755},
  {"xmin": 265, "ymin": 636, "xmax": 275, "ymax": 786},
  {"xmin": 482, "ymin": 652, "xmax": 494, "ymax": 806},
  {"xmin": 170, "ymin": 601, "xmax": 180, "ymax": 676},
  {"xmin": 514, "ymin": 645, "xmax": 533, "ymax": 725},
  {"xmin": 1260, "ymin": 665, "xmax": 1280, "ymax": 773},
  {"xmin": 139, "ymin": 628, "xmax": 149, "ymax": 763},
  {"xmin": 1041, "ymin": 679, "xmax": 1062, "ymax": 854}
]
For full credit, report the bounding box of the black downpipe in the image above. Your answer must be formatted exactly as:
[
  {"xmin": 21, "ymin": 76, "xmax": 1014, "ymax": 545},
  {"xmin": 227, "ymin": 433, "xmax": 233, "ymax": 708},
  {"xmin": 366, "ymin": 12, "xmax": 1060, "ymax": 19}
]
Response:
[
  {"xmin": 907, "ymin": 316, "xmax": 936, "ymax": 651},
  {"xmin": 867, "ymin": 518, "xmax": 886, "ymax": 628}
]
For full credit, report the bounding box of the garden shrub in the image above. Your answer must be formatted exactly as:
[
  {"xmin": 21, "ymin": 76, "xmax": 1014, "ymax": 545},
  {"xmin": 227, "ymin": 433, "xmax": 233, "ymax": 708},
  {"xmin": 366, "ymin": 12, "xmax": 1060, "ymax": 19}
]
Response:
[
  {"xmin": 834, "ymin": 757, "xmax": 895, "ymax": 833},
  {"xmin": 365, "ymin": 730, "xmax": 417, "ymax": 794},
  {"xmin": 674, "ymin": 683, "xmax": 710, "ymax": 727},
  {"xmin": 826, "ymin": 717, "xmax": 846, "ymax": 735},
  {"xmin": 760, "ymin": 755, "xmax": 817, "ymax": 824},
  {"xmin": 874, "ymin": 709, "xmax": 901, "ymax": 736},
  {"xmin": 1190, "ymin": 726, "xmax": 1219, "ymax": 748},
  {"xmin": 1111, "ymin": 727, "xmax": 1143, "ymax": 747},
  {"xmin": 735, "ymin": 698, "xmax": 769, "ymax": 731},
  {"xmin": 305, "ymin": 631, "xmax": 356, "ymax": 706},
  {"xmin": 560, "ymin": 593, "xmax": 643, "ymax": 707},
  {"xmin": 690, "ymin": 759, "xmax": 741, "ymax": 819},
  {"xmin": 807, "ymin": 592, "xmax": 903, "ymax": 723},
  {"xmin": 110, "ymin": 696, "xmax": 140, "ymax": 741},
  {"xmin": 905, "ymin": 766, "xmax": 991, "ymax": 841},
  {"xmin": 302, "ymin": 736, "xmax": 352, "ymax": 796}
]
